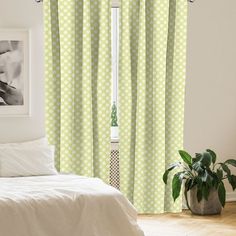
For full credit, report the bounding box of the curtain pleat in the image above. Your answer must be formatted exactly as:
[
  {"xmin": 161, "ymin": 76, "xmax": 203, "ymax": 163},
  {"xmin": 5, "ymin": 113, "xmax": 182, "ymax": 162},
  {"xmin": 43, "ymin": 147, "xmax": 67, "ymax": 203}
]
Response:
[
  {"xmin": 44, "ymin": 0, "xmax": 111, "ymax": 182},
  {"xmin": 119, "ymin": 0, "xmax": 187, "ymax": 213}
]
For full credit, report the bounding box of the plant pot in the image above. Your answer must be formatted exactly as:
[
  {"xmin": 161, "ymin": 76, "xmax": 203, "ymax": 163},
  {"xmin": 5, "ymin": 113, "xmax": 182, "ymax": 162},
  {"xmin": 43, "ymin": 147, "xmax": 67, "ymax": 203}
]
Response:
[
  {"xmin": 187, "ymin": 187, "xmax": 222, "ymax": 215},
  {"xmin": 111, "ymin": 126, "xmax": 119, "ymax": 139}
]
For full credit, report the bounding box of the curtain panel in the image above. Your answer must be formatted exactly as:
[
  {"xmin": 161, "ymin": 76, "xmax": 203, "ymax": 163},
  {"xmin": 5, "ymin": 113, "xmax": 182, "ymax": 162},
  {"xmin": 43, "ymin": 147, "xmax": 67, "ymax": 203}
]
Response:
[
  {"xmin": 119, "ymin": 0, "xmax": 187, "ymax": 213},
  {"xmin": 44, "ymin": 0, "xmax": 111, "ymax": 181}
]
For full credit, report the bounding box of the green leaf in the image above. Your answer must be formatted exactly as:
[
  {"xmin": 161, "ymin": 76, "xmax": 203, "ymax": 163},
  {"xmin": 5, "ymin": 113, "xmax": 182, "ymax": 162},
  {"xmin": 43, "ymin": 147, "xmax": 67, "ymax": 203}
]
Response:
[
  {"xmin": 185, "ymin": 178, "xmax": 190, "ymax": 190},
  {"xmin": 216, "ymin": 169, "xmax": 223, "ymax": 181},
  {"xmin": 168, "ymin": 162, "xmax": 181, "ymax": 170},
  {"xmin": 221, "ymin": 163, "xmax": 231, "ymax": 176},
  {"xmin": 202, "ymin": 184, "xmax": 210, "ymax": 201},
  {"xmin": 187, "ymin": 177, "xmax": 197, "ymax": 190},
  {"xmin": 200, "ymin": 152, "xmax": 212, "ymax": 167},
  {"xmin": 163, "ymin": 164, "xmax": 180, "ymax": 184},
  {"xmin": 212, "ymin": 173, "xmax": 220, "ymax": 189},
  {"xmin": 195, "ymin": 176, "xmax": 203, "ymax": 187},
  {"xmin": 197, "ymin": 188, "xmax": 203, "ymax": 202},
  {"xmin": 193, "ymin": 153, "xmax": 202, "ymax": 163},
  {"xmin": 192, "ymin": 162, "xmax": 204, "ymax": 174},
  {"xmin": 206, "ymin": 149, "xmax": 217, "ymax": 164},
  {"xmin": 185, "ymin": 178, "xmax": 194, "ymax": 191},
  {"xmin": 206, "ymin": 174, "xmax": 213, "ymax": 187},
  {"xmin": 195, "ymin": 153, "xmax": 202, "ymax": 159},
  {"xmin": 225, "ymin": 159, "xmax": 236, "ymax": 167},
  {"xmin": 172, "ymin": 173, "xmax": 183, "ymax": 202},
  {"xmin": 163, "ymin": 170, "xmax": 169, "ymax": 185},
  {"xmin": 201, "ymin": 170, "xmax": 208, "ymax": 182},
  {"xmin": 192, "ymin": 154, "xmax": 201, "ymax": 168},
  {"xmin": 201, "ymin": 170, "xmax": 213, "ymax": 188},
  {"xmin": 228, "ymin": 175, "xmax": 236, "ymax": 191},
  {"xmin": 194, "ymin": 177, "xmax": 203, "ymax": 203},
  {"xmin": 178, "ymin": 150, "xmax": 192, "ymax": 166},
  {"xmin": 218, "ymin": 182, "xmax": 226, "ymax": 207}
]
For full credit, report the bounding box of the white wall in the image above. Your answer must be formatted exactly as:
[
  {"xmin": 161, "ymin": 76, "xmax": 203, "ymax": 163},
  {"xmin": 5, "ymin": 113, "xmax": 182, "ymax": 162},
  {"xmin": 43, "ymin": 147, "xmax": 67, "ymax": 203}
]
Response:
[
  {"xmin": 0, "ymin": 0, "xmax": 44, "ymax": 142},
  {"xmin": 185, "ymin": 0, "xmax": 236, "ymax": 198}
]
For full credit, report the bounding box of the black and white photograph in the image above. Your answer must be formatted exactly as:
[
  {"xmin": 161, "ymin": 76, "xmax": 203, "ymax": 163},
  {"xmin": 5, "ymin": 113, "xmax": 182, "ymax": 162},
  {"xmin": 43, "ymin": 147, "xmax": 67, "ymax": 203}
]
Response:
[
  {"xmin": 0, "ymin": 40, "xmax": 24, "ymax": 106},
  {"xmin": 0, "ymin": 30, "xmax": 30, "ymax": 116}
]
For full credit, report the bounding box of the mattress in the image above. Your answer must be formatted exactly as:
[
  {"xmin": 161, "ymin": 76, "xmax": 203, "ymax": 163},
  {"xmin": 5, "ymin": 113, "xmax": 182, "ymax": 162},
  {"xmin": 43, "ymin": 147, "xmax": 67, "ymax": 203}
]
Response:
[{"xmin": 0, "ymin": 174, "xmax": 144, "ymax": 236}]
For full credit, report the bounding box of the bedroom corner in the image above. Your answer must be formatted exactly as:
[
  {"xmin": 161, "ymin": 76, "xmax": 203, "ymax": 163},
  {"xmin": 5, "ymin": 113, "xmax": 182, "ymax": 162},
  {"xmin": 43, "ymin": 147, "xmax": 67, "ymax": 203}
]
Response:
[{"xmin": 0, "ymin": 0, "xmax": 235, "ymax": 236}]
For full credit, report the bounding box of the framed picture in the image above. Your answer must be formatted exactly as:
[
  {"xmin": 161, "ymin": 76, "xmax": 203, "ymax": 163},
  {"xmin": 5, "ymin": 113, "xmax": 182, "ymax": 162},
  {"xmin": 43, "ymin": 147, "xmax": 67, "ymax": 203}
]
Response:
[{"xmin": 0, "ymin": 29, "xmax": 30, "ymax": 117}]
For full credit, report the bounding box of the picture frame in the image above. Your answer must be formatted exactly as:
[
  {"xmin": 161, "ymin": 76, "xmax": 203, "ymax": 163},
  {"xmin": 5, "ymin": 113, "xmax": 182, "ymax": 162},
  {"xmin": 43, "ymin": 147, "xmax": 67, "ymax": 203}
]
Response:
[{"xmin": 0, "ymin": 29, "xmax": 30, "ymax": 117}]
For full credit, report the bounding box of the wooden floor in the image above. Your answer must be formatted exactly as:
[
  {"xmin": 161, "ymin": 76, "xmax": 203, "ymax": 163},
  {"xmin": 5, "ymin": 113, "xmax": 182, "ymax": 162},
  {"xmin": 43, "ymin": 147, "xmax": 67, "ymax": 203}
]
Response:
[{"xmin": 138, "ymin": 202, "xmax": 236, "ymax": 236}]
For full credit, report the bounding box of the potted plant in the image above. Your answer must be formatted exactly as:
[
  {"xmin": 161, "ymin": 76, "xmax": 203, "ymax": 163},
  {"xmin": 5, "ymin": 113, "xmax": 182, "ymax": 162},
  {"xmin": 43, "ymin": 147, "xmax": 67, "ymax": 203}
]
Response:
[
  {"xmin": 111, "ymin": 102, "xmax": 119, "ymax": 138},
  {"xmin": 163, "ymin": 149, "xmax": 236, "ymax": 215}
]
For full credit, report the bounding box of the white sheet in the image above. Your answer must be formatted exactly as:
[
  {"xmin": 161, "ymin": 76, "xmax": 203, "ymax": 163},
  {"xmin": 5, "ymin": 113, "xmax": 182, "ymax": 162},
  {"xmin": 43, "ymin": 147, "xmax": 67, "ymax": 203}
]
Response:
[{"xmin": 0, "ymin": 174, "xmax": 144, "ymax": 236}]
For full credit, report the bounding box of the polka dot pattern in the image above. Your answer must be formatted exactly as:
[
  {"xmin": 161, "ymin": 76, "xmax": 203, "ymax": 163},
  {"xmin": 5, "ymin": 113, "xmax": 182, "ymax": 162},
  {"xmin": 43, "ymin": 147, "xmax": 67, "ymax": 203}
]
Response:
[
  {"xmin": 44, "ymin": 0, "xmax": 111, "ymax": 182},
  {"xmin": 119, "ymin": 0, "xmax": 187, "ymax": 213}
]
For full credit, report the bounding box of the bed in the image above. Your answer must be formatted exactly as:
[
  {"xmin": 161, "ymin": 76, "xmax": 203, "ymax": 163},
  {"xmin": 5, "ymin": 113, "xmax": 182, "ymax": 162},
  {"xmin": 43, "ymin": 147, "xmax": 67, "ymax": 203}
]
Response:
[{"xmin": 0, "ymin": 174, "xmax": 144, "ymax": 236}]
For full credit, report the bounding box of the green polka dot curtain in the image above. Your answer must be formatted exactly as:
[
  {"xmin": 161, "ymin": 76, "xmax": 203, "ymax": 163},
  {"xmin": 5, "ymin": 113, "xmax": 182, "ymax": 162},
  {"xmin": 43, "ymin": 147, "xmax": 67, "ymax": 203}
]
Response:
[
  {"xmin": 44, "ymin": 0, "xmax": 111, "ymax": 181},
  {"xmin": 119, "ymin": 0, "xmax": 187, "ymax": 213}
]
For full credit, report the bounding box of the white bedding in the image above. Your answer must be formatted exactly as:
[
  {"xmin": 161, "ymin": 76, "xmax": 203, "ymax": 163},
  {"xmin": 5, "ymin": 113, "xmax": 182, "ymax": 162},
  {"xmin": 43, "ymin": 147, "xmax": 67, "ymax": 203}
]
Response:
[{"xmin": 0, "ymin": 174, "xmax": 144, "ymax": 236}]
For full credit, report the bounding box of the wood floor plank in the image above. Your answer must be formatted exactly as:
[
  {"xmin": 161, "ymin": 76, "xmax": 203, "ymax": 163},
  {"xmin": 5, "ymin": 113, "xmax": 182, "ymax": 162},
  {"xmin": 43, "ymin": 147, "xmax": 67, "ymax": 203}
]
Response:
[{"xmin": 138, "ymin": 202, "xmax": 236, "ymax": 236}]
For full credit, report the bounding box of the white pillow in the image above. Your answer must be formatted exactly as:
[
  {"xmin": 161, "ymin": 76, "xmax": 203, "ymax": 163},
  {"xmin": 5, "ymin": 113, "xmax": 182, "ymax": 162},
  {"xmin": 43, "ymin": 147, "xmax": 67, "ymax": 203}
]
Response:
[
  {"xmin": 0, "ymin": 145, "xmax": 57, "ymax": 177},
  {"xmin": 0, "ymin": 137, "xmax": 48, "ymax": 147}
]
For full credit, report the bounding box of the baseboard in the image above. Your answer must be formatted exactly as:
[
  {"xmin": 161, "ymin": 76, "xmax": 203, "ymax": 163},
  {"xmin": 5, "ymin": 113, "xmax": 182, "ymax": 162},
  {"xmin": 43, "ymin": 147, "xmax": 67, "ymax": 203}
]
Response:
[{"xmin": 226, "ymin": 192, "xmax": 236, "ymax": 202}]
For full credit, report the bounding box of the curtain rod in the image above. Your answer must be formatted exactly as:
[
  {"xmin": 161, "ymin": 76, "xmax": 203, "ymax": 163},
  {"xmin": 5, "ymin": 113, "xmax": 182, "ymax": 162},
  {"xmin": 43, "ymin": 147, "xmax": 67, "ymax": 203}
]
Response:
[{"xmin": 35, "ymin": 0, "xmax": 195, "ymax": 3}]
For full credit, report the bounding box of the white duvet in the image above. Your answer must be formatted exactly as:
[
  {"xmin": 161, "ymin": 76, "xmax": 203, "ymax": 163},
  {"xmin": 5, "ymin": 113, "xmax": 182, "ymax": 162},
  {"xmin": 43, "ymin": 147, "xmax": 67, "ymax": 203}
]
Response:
[{"xmin": 0, "ymin": 174, "xmax": 144, "ymax": 236}]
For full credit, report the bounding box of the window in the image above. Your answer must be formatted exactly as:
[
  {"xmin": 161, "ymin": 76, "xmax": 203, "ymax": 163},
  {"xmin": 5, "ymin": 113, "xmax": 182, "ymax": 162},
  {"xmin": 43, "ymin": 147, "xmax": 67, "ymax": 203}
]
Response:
[{"xmin": 111, "ymin": 8, "xmax": 119, "ymax": 140}]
